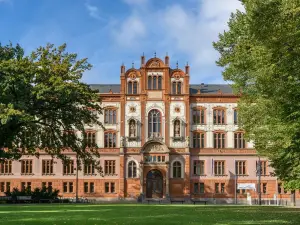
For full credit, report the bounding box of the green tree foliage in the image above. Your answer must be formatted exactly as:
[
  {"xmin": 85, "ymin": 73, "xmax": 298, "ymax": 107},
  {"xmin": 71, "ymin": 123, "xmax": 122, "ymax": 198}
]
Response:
[
  {"xmin": 0, "ymin": 43, "xmax": 103, "ymax": 169},
  {"xmin": 213, "ymin": 0, "xmax": 300, "ymax": 189}
]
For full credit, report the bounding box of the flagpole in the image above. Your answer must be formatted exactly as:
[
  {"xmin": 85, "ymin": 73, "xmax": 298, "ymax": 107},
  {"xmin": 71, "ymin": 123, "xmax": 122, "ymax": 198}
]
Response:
[{"xmin": 234, "ymin": 158, "xmax": 237, "ymax": 204}]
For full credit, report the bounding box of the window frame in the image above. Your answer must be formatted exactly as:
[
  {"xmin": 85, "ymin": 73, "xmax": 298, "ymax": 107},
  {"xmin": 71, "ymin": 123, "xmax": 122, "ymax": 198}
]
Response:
[
  {"xmin": 192, "ymin": 131, "xmax": 205, "ymax": 148},
  {"xmin": 213, "ymin": 131, "xmax": 226, "ymax": 149},
  {"xmin": 104, "ymin": 131, "xmax": 117, "ymax": 148},
  {"xmin": 104, "ymin": 108, "xmax": 117, "ymax": 124},
  {"xmin": 213, "ymin": 107, "xmax": 226, "ymax": 125},
  {"xmin": 192, "ymin": 107, "xmax": 206, "ymax": 125}
]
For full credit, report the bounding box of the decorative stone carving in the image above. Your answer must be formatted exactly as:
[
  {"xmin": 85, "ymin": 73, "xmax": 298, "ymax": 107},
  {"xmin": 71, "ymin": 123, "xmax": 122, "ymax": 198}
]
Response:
[
  {"xmin": 143, "ymin": 143, "xmax": 167, "ymax": 153},
  {"xmin": 149, "ymin": 60, "xmax": 160, "ymax": 67}
]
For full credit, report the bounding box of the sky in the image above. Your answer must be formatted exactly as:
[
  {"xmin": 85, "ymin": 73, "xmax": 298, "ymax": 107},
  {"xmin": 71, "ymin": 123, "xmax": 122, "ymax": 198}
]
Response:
[{"xmin": 0, "ymin": 0, "xmax": 244, "ymax": 84}]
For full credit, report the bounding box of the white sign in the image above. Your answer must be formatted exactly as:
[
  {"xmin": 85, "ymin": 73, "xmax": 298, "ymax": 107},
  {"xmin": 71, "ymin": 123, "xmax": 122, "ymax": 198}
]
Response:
[{"xmin": 237, "ymin": 183, "xmax": 256, "ymax": 190}]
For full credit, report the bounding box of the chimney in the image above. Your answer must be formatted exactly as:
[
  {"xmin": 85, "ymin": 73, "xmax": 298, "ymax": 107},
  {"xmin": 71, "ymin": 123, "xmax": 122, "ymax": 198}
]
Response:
[
  {"xmin": 141, "ymin": 53, "xmax": 145, "ymax": 67},
  {"xmin": 185, "ymin": 62, "xmax": 190, "ymax": 75},
  {"xmin": 165, "ymin": 53, "xmax": 169, "ymax": 65}
]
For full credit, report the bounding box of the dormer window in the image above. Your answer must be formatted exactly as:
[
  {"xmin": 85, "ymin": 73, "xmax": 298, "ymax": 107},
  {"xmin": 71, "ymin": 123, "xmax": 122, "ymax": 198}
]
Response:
[
  {"xmin": 128, "ymin": 81, "xmax": 138, "ymax": 94},
  {"xmin": 148, "ymin": 75, "xmax": 162, "ymax": 90},
  {"xmin": 172, "ymin": 81, "xmax": 182, "ymax": 94}
]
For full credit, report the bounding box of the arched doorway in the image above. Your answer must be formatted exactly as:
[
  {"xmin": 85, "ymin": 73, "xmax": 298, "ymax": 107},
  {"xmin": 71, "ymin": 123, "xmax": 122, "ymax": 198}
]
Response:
[{"xmin": 146, "ymin": 170, "xmax": 163, "ymax": 198}]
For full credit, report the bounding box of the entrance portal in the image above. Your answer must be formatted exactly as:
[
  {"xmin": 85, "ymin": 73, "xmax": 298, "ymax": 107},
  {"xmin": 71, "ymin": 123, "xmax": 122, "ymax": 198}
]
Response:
[{"xmin": 146, "ymin": 170, "xmax": 163, "ymax": 198}]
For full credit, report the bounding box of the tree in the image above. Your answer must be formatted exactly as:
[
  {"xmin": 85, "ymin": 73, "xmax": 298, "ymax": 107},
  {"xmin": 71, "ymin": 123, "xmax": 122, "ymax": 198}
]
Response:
[
  {"xmin": 213, "ymin": 0, "xmax": 300, "ymax": 189},
  {"xmin": 0, "ymin": 43, "xmax": 103, "ymax": 169}
]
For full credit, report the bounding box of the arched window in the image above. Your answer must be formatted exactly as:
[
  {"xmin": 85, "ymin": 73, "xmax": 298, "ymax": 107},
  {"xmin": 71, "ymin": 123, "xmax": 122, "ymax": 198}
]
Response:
[
  {"xmin": 104, "ymin": 132, "xmax": 116, "ymax": 148},
  {"xmin": 128, "ymin": 161, "xmax": 137, "ymax": 178},
  {"xmin": 128, "ymin": 81, "xmax": 132, "ymax": 94},
  {"xmin": 158, "ymin": 76, "xmax": 162, "ymax": 89},
  {"xmin": 174, "ymin": 119, "xmax": 180, "ymax": 137},
  {"xmin": 172, "ymin": 81, "xmax": 182, "ymax": 94},
  {"xmin": 133, "ymin": 82, "xmax": 138, "ymax": 94},
  {"xmin": 129, "ymin": 119, "xmax": 136, "ymax": 138},
  {"xmin": 173, "ymin": 161, "xmax": 182, "ymax": 178},
  {"xmin": 128, "ymin": 81, "xmax": 138, "ymax": 94},
  {"xmin": 148, "ymin": 76, "xmax": 152, "ymax": 89},
  {"xmin": 153, "ymin": 76, "xmax": 157, "ymax": 89},
  {"xmin": 148, "ymin": 109, "xmax": 161, "ymax": 138},
  {"xmin": 148, "ymin": 76, "xmax": 162, "ymax": 90}
]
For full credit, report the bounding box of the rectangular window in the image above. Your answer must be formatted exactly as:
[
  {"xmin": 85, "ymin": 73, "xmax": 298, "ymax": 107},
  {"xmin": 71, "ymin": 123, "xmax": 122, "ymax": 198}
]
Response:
[
  {"xmin": 221, "ymin": 183, "xmax": 225, "ymax": 193},
  {"xmin": 63, "ymin": 182, "xmax": 68, "ymax": 193},
  {"xmin": 234, "ymin": 110, "xmax": 238, "ymax": 125},
  {"xmin": 84, "ymin": 182, "xmax": 88, "ymax": 193},
  {"xmin": 213, "ymin": 109, "xmax": 225, "ymax": 125},
  {"xmin": 262, "ymin": 183, "xmax": 267, "ymax": 194},
  {"xmin": 193, "ymin": 160, "xmax": 205, "ymax": 175},
  {"xmin": 256, "ymin": 161, "xmax": 267, "ymax": 176},
  {"xmin": 192, "ymin": 109, "xmax": 205, "ymax": 125},
  {"xmin": 104, "ymin": 109, "xmax": 117, "ymax": 124},
  {"xmin": 193, "ymin": 133, "xmax": 205, "ymax": 148},
  {"xmin": 90, "ymin": 182, "xmax": 95, "ymax": 193},
  {"xmin": 63, "ymin": 160, "xmax": 74, "ymax": 175},
  {"xmin": 199, "ymin": 183, "xmax": 205, "ymax": 193},
  {"xmin": 111, "ymin": 182, "xmax": 115, "ymax": 193},
  {"xmin": 42, "ymin": 160, "xmax": 53, "ymax": 175},
  {"xmin": 84, "ymin": 163, "xmax": 95, "ymax": 175},
  {"xmin": 214, "ymin": 161, "xmax": 225, "ymax": 176},
  {"xmin": 235, "ymin": 161, "xmax": 247, "ymax": 175},
  {"xmin": 193, "ymin": 183, "xmax": 199, "ymax": 193},
  {"xmin": 104, "ymin": 132, "xmax": 116, "ymax": 148},
  {"xmin": 105, "ymin": 182, "xmax": 109, "ymax": 193},
  {"xmin": 0, "ymin": 160, "xmax": 12, "ymax": 174},
  {"xmin": 214, "ymin": 133, "xmax": 225, "ymax": 148},
  {"xmin": 69, "ymin": 182, "xmax": 73, "ymax": 193},
  {"xmin": 215, "ymin": 183, "xmax": 220, "ymax": 193},
  {"xmin": 0, "ymin": 182, "xmax": 4, "ymax": 192},
  {"xmin": 234, "ymin": 133, "xmax": 246, "ymax": 149},
  {"xmin": 21, "ymin": 160, "xmax": 33, "ymax": 174},
  {"xmin": 104, "ymin": 160, "xmax": 116, "ymax": 175},
  {"xmin": 85, "ymin": 132, "xmax": 96, "ymax": 147}
]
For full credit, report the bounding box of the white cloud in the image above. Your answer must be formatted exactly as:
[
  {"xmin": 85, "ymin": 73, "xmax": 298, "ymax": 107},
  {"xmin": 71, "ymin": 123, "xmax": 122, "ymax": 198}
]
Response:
[
  {"xmin": 112, "ymin": 15, "xmax": 146, "ymax": 48},
  {"xmin": 85, "ymin": 3, "xmax": 103, "ymax": 20},
  {"xmin": 109, "ymin": 0, "xmax": 243, "ymax": 83}
]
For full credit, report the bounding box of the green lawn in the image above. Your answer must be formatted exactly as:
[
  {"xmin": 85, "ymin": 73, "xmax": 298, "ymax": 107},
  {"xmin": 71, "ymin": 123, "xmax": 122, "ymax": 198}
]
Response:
[{"xmin": 0, "ymin": 204, "xmax": 299, "ymax": 225}]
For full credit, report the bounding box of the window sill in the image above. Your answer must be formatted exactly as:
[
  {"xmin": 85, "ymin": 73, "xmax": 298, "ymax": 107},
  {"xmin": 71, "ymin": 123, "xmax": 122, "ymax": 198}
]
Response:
[
  {"xmin": 104, "ymin": 174, "xmax": 118, "ymax": 176},
  {"xmin": 214, "ymin": 174, "xmax": 228, "ymax": 177},
  {"xmin": 236, "ymin": 175, "xmax": 249, "ymax": 177},
  {"xmin": 104, "ymin": 192, "xmax": 117, "ymax": 194},
  {"xmin": 21, "ymin": 173, "xmax": 34, "ymax": 175},
  {"xmin": 42, "ymin": 173, "xmax": 55, "ymax": 176},
  {"xmin": 193, "ymin": 174, "xmax": 207, "ymax": 176},
  {"xmin": 0, "ymin": 173, "xmax": 14, "ymax": 176},
  {"xmin": 63, "ymin": 174, "xmax": 76, "ymax": 176},
  {"xmin": 84, "ymin": 174, "xmax": 97, "ymax": 176}
]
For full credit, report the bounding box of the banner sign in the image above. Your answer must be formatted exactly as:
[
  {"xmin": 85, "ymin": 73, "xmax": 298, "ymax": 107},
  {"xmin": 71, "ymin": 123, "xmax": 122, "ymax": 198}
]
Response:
[{"xmin": 237, "ymin": 183, "xmax": 256, "ymax": 190}]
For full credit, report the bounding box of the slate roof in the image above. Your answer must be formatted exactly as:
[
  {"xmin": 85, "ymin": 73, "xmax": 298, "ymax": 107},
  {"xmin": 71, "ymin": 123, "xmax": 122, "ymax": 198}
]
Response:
[{"xmin": 89, "ymin": 84, "xmax": 234, "ymax": 94}]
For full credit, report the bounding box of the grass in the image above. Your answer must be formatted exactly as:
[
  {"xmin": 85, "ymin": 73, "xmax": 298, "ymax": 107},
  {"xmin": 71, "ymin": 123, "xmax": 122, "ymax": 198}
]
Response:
[{"xmin": 0, "ymin": 204, "xmax": 299, "ymax": 225}]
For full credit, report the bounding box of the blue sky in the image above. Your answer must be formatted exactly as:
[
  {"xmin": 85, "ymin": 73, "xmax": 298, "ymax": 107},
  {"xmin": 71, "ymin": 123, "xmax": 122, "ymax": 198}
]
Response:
[{"xmin": 0, "ymin": 0, "xmax": 243, "ymax": 84}]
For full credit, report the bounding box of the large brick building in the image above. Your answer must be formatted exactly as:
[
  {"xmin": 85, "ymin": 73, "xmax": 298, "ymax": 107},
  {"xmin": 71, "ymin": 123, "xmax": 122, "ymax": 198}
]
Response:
[{"xmin": 0, "ymin": 55, "xmax": 298, "ymax": 203}]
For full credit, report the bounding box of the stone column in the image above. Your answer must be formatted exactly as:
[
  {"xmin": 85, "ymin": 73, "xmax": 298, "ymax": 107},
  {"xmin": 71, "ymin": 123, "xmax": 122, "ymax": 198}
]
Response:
[{"xmin": 166, "ymin": 162, "xmax": 170, "ymax": 197}]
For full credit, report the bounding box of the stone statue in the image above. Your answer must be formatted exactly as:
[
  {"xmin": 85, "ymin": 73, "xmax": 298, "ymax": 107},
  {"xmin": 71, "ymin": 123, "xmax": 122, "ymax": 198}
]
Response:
[
  {"xmin": 120, "ymin": 136, "xmax": 125, "ymax": 147},
  {"xmin": 174, "ymin": 120, "xmax": 180, "ymax": 137},
  {"xmin": 129, "ymin": 120, "xmax": 136, "ymax": 137},
  {"xmin": 186, "ymin": 136, "xmax": 190, "ymax": 147}
]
